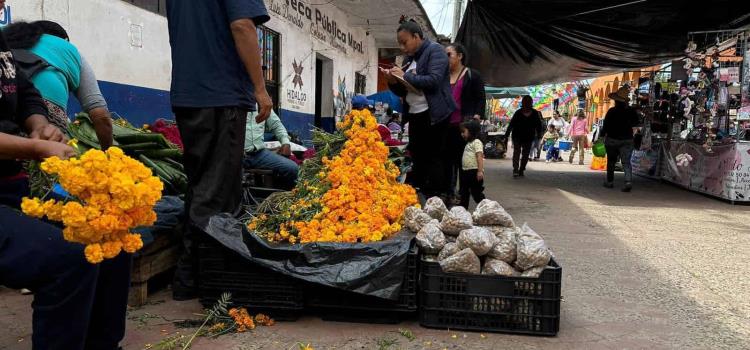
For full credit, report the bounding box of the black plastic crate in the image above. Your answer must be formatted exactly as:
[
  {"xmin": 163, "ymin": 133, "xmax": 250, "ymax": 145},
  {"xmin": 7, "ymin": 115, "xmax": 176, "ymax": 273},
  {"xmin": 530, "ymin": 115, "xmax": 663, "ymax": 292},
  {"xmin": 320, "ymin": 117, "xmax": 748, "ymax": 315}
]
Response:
[
  {"xmin": 419, "ymin": 257, "xmax": 561, "ymax": 336},
  {"xmin": 198, "ymin": 238, "xmax": 305, "ymax": 320},
  {"xmin": 305, "ymin": 244, "xmax": 419, "ymax": 323}
]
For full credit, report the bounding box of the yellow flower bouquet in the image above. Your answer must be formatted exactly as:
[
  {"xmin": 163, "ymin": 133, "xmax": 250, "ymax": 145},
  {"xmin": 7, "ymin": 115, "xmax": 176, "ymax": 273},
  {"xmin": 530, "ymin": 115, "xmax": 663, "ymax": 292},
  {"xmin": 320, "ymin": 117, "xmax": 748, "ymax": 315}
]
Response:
[
  {"xmin": 249, "ymin": 109, "xmax": 417, "ymax": 244},
  {"xmin": 22, "ymin": 146, "xmax": 163, "ymax": 263}
]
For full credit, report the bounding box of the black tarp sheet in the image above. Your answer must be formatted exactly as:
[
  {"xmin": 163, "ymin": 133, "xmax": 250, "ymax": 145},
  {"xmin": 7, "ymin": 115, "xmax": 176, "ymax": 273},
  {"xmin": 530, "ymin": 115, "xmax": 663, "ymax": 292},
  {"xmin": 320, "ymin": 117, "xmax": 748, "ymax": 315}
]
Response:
[
  {"xmin": 204, "ymin": 214, "xmax": 414, "ymax": 300},
  {"xmin": 456, "ymin": 0, "xmax": 750, "ymax": 86}
]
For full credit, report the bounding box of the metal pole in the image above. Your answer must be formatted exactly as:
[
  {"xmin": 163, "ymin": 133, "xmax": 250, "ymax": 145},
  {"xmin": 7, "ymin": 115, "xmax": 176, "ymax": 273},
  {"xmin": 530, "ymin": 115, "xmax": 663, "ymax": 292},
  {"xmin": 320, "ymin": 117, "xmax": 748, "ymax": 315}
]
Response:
[{"xmin": 452, "ymin": 0, "xmax": 464, "ymax": 40}]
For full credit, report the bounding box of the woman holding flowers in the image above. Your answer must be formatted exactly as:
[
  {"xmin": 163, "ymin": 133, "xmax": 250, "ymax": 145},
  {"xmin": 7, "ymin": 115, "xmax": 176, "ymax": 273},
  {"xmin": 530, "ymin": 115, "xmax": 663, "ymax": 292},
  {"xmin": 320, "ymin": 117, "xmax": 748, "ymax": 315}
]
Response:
[{"xmin": 0, "ymin": 28, "xmax": 131, "ymax": 350}]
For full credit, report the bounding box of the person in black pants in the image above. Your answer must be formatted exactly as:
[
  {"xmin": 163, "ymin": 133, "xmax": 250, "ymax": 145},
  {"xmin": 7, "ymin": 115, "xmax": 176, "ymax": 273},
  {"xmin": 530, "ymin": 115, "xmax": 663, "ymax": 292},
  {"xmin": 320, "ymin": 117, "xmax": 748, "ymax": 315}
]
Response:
[
  {"xmin": 383, "ymin": 20, "xmax": 456, "ymax": 199},
  {"xmin": 506, "ymin": 96, "xmax": 544, "ymax": 178},
  {"xmin": 602, "ymin": 86, "xmax": 640, "ymax": 192},
  {"xmin": 459, "ymin": 121, "xmax": 486, "ymax": 208},
  {"xmin": 166, "ymin": 0, "xmax": 272, "ymax": 300},
  {"xmin": 0, "ymin": 27, "xmax": 131, "ymax": 349}
]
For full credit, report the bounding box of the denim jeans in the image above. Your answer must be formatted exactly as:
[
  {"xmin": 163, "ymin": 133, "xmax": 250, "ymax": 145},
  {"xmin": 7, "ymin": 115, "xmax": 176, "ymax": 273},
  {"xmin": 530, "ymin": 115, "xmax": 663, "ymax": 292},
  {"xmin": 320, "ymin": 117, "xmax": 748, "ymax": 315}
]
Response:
[
  {"xmin": 545, "ymin": 146, "xmax": 559, "ymax": 161},
  {"xmin": 605, "ymin": 137, "xmax": 634, "ymax": 184},
  {"xmin": 244, "ymin": 149, "xmax": 299, "ymax": 190},
  {"xmin": 0, "ymin": 205, "xmax": 131, "ymax": 350}
]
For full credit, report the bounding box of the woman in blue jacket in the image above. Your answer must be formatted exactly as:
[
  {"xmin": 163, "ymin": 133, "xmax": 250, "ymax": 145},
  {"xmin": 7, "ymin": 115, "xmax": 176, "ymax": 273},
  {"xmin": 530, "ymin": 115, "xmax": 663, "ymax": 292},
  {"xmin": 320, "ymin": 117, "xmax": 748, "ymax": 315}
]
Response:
[{"xmin": 382, "ymin": 20, "xmax": 456, "ymax": 200}]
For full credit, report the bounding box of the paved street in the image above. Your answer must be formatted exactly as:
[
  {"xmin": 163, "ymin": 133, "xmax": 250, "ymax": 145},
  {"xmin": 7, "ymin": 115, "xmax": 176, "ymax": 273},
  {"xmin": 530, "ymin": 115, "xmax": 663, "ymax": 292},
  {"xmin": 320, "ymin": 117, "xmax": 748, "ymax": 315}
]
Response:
[{"xmin": 1, "ymin": 153, "xmax": 749, "ymax": 350}]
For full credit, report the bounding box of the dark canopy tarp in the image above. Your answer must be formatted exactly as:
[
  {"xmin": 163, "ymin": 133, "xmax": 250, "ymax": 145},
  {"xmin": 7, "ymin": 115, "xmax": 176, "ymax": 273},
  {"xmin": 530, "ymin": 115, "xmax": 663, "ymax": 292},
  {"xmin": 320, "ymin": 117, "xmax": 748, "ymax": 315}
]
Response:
[{"xmin": 456, "ymin": 0, "xmax": 750, "ymax": 87}]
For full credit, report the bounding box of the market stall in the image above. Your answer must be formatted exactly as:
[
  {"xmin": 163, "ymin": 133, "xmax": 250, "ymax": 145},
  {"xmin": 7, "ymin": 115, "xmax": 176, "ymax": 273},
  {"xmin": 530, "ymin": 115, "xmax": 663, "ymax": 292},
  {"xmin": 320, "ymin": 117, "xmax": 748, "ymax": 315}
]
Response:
[{"xmin": 655, "ymin": 29, "xmax": 750, "ymax": 202}]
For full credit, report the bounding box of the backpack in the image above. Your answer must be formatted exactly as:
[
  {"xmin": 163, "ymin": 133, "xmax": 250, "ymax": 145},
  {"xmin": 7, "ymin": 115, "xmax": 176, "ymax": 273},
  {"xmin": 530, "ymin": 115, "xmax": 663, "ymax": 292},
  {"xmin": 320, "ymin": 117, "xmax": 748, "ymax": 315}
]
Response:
[{"xmin": 11, "ymin": 49, "xmax": 50, "ymax": 79}]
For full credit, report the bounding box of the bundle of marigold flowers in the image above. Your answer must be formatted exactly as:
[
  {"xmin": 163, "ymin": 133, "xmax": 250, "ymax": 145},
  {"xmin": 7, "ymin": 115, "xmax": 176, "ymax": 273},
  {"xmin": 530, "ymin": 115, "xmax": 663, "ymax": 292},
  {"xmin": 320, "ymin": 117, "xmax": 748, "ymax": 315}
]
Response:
[
  {"xmin": 248, "ymin": 109, "xmax": 418, "ymax": 244},
  {"xmin": 21, "ymin": 147, "xmax": 163, "ymax": 263}
]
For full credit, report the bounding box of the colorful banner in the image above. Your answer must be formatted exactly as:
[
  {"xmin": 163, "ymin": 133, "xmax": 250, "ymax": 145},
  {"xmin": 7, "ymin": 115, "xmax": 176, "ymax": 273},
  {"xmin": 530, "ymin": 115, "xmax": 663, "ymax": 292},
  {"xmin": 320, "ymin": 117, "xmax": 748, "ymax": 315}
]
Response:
[{"xmin": 662, "ymin": 141, "xmax": 750, "ymax": 202}]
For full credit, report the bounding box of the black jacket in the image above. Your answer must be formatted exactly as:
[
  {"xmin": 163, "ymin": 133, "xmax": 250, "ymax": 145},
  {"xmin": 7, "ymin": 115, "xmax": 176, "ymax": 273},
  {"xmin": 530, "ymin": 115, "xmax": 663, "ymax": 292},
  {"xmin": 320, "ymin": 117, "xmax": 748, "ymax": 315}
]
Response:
[
  {"xmin": 458, "ymin": 67, "xmax": 486, "ymax": 120},
  {"xmin": 0, "ymin": 32, "xmax": 49, "ymax": 177},
  {"xmin": 389, "ymin": 39, "xmax": 456, "ymax": 125},
  {"xmin": 506, "ymin": 109, "xmax": 544, "ymax": 144}
]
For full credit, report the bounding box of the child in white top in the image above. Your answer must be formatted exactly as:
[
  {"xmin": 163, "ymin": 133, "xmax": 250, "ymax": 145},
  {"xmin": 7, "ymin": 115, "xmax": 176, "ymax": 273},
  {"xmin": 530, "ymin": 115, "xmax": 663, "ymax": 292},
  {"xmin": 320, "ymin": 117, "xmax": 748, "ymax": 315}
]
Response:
[{"xmin": 459, "ymin": 121, "xmax": 486, "ymax": 209}]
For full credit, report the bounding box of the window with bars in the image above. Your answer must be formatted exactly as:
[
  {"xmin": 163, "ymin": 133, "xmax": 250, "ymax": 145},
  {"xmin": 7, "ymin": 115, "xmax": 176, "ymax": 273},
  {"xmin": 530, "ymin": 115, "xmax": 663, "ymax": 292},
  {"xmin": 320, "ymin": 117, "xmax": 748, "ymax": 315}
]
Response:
[
  {"xmin": 355, "ymin": 72, "xmax": 366, "ymax": 95},
  {"xmin": 257, "ymin": 25, "xmax": 281, "ymax": 111},
  {"xmin": 122, "ymin": 0, "xmax": 167, "ymax": 16}
]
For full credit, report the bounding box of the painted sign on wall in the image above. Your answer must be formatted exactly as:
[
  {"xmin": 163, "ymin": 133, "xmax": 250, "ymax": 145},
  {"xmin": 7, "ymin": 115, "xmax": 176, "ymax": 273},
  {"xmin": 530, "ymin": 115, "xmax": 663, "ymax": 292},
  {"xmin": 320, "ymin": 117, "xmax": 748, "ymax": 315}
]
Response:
[
  {"xmin": 266, "ymin": 0, "xmax": 365, "ymax": 56},
  {"xmin": 0, "ymin": 5, "xmax": 11, "ymax": 26},
  {"xmin": 285, "ymin": 58, "xmax": 309, "ymax": 111}
]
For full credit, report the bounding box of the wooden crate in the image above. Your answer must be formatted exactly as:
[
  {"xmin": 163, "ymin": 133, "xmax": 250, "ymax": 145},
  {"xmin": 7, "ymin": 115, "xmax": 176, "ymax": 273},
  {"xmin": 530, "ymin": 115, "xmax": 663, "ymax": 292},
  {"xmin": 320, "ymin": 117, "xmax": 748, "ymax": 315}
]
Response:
[{"xmin": 128, "ymin": 232, "xmax": 181, "ymax": 306}]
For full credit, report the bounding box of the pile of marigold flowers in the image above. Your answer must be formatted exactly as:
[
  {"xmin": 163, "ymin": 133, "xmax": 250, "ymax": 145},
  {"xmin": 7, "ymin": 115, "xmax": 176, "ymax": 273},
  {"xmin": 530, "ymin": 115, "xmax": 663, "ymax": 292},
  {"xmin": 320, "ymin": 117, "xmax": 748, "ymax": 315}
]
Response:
[
  {"xmin": 21, "ymin": 146, "xmax": 163, "ymax": 263},
  {"xmin": 248, "ymin": 109, "xmax": 417, "ymax": 244}
]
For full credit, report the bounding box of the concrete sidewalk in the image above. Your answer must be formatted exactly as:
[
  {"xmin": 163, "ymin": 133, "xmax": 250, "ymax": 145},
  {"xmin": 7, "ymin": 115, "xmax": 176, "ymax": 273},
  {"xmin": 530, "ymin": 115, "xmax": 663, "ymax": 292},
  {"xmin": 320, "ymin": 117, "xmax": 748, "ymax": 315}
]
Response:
[{"xmin": 1, "ymin": 155, "xmax": 749, "ymax": 350}]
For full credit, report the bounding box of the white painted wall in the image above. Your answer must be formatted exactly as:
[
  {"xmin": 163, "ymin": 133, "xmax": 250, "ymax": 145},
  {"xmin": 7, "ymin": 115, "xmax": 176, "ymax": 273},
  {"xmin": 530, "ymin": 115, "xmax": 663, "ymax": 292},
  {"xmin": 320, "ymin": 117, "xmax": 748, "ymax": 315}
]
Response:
[
  {"xmin": 6, "ymin": 0, "xmax": 379, "ymax": 118},
  {"xmin": 263, "ymin": 0, "xmax": 378, "ymax": 117},
  {"xmin": 8, "ymin": 0, "xmax": 171, "ymax": 91}
]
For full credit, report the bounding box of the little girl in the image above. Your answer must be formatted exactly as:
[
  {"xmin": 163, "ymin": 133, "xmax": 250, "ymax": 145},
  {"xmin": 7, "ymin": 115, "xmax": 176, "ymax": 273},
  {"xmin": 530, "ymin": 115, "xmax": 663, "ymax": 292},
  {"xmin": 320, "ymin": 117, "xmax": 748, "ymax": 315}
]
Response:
[{"xmin": 459, "ymin": 121, "xmax": 486, "ymax": 209}]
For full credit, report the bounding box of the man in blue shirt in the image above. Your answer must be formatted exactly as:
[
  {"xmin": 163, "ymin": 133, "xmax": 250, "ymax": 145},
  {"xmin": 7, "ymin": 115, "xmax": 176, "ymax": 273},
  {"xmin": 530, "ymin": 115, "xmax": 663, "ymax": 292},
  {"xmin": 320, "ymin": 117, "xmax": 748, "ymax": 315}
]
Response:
[
  {"xmin": 244, "ymin": 108, "xmax": 299, "ymax": 190},
  {"xmin": 166, "ymin": 0, "xmax": 272, "ymax": 300}
]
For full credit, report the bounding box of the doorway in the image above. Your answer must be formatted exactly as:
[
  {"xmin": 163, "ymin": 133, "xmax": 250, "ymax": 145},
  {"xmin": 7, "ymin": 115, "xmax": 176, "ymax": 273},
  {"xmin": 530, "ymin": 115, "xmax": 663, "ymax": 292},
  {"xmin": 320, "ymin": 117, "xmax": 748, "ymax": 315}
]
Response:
[{"xmin": 315, "ymin": 54, "xmax": 333, "ymax": 129}]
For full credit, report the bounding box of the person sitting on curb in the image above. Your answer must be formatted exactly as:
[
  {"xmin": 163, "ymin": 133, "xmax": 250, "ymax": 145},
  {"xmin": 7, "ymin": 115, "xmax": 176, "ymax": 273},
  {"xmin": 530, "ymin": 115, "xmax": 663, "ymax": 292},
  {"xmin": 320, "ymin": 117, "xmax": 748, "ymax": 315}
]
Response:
[{"xmin": 244, "ymin": 107, "xmax": 299, "ymax": 190}]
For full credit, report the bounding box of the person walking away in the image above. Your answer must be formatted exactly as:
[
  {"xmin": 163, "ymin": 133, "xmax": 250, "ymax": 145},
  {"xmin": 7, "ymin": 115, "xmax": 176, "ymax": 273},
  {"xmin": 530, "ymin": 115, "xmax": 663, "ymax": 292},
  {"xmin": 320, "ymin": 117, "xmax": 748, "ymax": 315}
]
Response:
[
  {"xmin": 382, "ymin": 20, "xmax": 456, "ymax": 200},
  {"xmin": 506, "ymin": 95, "xmax": 544, "ymax": 178},
  {"xmin": 459, "ymin": 121, "xmax": 485, "ymax": 209},
  {"xmin": 0, "ymin": 26, "xmax": 132, "ymax": 349},
  {"xmin": 4, "ymin": 21, "xmax": 114, "ymax": 148},
  {"xmin": 543, "ymin": 124, "xmax": 560, "ymax": 163},
  {"xmin": 602, "ymin": 86, "xmax": 639, "ymax": 192},
  {"xmin": 444, "ymin": 43, "xmax": 486, "ymax": 203},
  {"xmin": 244, "ymin": 107, "xmax": 299, "ymax": 190},
  {"xmin": 568, "ymin": 110, "xmax": 589, "ymax": 165},
  {"xmin": 166, "ymin": 0, "xmax": 272, "ymax": 300}
]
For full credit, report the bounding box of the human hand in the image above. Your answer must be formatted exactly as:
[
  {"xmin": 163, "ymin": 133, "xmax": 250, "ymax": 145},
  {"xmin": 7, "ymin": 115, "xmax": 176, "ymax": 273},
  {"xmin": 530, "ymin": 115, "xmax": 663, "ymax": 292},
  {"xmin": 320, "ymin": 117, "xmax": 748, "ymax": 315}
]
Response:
[
  {"xmin": 390, "ymin": 66, "xmax": 404, "ymax": 78},
  {"xmin": 30, "ymin": 124, "xmax": 67, "ymax": 143},
  {"xmin": 34, "ymin": 139, "xmax": 77, "ymax": 160},
  {"xmin": 380, "ymin": 67, "xmax": 396, "ymax": 83},
  {"xmin": 278, "ymin": 144, "xmax": 292, "ymax": 157},
  {"xmin": 255, "ymin": 89, "xmax": 273, "ymax": 123},
  {"xmin": 477, "ymin": 170, "xmax": 484, "ymax": 181}
]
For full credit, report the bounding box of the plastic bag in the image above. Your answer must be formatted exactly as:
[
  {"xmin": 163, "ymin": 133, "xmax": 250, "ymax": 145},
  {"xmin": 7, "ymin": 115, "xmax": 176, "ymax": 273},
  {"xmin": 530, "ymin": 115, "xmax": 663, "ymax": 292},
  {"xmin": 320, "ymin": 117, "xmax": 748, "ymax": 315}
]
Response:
[
  {"xmin": 515, "ymin": 223, "xmax": 551, "ymax": 271},
  {"xmin": 487, "ymin": 227, "xmax": 517, "ymax": 263},
  {"xmin": 438, "ymin": 242, "xmax": 461, "ymax": 261},
  {"xmin": 472, "ymin": 199, "xmax": 514, "ymax": 227},
  {"xmin": 440, "ymin": 206, "xmax": 474, "ymax": 235},
  {"xmin": 482, "ymin": 258, "xmax": 518, "ymax": 276},
  {"xmin": 405, "ymin": 206, "xmax": 433, "ymax": 233},
  {"xmin": 205, "ymin": 214, "xmax": 412, "ymax": 300},
  {"xmin": 423, "ymin": 196, "xmax": 448, "ymax": 221},
  {"xmin": 521, "ymin": 266, "xmax": 545, "ymax": 278},
  {"xmin": 439, "ymin": 248, "xmax": 481, "ymax": 274},
  {"xmin": 415, "ymin": 220, "xmax": 446, "ymax": 254},
  {"xmin": 456, "ymin": 227, "xmax": 497, "ymax": 257}
]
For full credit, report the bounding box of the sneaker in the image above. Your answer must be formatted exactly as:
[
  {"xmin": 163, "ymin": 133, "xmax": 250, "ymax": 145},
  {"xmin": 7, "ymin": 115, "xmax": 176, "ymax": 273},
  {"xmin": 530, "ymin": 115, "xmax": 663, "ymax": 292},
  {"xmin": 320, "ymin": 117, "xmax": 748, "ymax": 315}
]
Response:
[
  {"xmin": 622, "ymin": 183, "xmax": 632, "ymax": 192},
  {"xmin": 513, "ymin": 171, "xmax": 520, "ymax": 178},
  {"xmin": 569, "ymin": 158, "xmax": 573, "ymax": 164},
  {"xmin": 546, "ymin": 160, "xmax": 551, "ymax": 163},
  {"xmin": 603, "ymin": 182, "xmax": 614, "ymax": 189},
  {"xmin": 579, "ymin": 160, "xmax": 584, "ymax": 165},
  {"xmin": 519, "ymin": 170, "xmax": 525, "ymax": 177}
]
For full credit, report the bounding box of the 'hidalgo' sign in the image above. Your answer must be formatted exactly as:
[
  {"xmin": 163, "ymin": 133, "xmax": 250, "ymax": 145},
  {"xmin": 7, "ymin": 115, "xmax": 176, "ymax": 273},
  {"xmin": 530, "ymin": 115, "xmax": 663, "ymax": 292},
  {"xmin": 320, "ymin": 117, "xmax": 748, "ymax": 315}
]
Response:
[{"xmin": 268, "ymin": 0, "xmax": 365, "ymax": 55}]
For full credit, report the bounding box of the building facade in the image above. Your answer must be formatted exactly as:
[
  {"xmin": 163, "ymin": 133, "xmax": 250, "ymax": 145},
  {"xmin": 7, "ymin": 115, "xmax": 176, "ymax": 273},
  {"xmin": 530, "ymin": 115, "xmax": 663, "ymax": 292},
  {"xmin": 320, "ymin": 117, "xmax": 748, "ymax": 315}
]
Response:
[{"xmin": 5, "ymin": 0, "xmax": 427, "ymax": 141}]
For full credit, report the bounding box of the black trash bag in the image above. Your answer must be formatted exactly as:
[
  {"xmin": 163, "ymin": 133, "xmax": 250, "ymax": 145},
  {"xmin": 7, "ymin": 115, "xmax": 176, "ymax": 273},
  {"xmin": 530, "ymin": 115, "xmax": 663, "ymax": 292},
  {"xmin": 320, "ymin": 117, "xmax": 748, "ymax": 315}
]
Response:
[{"xmin": 205, "ymin": 214, "xmax": 414, "ymax": 300}]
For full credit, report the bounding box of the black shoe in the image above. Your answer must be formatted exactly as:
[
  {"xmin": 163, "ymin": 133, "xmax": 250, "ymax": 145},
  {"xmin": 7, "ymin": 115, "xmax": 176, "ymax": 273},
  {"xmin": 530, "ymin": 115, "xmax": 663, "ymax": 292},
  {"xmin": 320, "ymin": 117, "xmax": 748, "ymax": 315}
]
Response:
[
  {"xmin": 622, "ymin": 183, "xmax": 632, "ymax": 192},
  {"xmin": 513, "ymin": 170, "xmax": 520, "ymax": 178},
  {"xmin": 519, "ymin": 170, "xmax": 525, "ymax": 177},
  {"xmin": 603, "ymin": 182, "xmax": 614, "ymax": 189}
]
